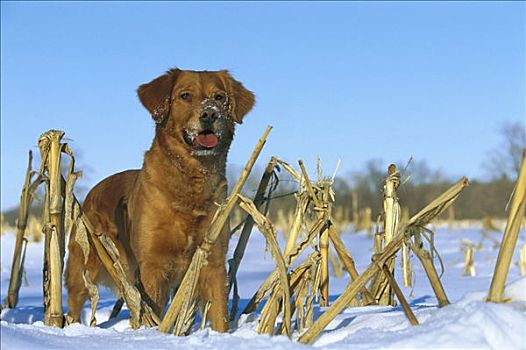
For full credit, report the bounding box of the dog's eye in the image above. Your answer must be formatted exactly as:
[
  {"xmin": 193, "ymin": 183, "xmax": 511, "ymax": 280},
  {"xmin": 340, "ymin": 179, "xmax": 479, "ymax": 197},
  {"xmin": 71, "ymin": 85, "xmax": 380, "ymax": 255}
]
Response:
[
  {"xmin": 180, "ymin": 92, "xmax": 192, "ymax": 101},
  {"xmin": 214, "ymin": 93, "xmax": 225, "ymax": 101}
]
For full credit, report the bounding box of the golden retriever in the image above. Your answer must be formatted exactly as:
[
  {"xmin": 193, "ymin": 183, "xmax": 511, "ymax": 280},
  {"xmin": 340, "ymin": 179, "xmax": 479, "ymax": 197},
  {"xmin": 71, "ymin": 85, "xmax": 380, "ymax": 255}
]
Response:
[{"xmin": 65, "ymin": 68, "xmax": 255, "ymax": 332}]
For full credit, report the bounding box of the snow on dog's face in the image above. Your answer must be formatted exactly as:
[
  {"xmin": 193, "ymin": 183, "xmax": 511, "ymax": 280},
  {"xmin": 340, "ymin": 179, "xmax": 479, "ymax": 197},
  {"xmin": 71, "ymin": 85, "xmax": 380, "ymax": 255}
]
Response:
[{"xmin": 137, "ymin": 69, "xmax": 255, "ymax": 157}]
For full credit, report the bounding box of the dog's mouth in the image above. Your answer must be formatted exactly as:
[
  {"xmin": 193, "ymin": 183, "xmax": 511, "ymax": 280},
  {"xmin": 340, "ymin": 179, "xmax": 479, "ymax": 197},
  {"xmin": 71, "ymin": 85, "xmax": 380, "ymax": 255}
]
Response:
[
  {"xmin": 194, "ymin": 130, "xmax": 219, "ymax": 149},
  {"xmin": 183, "ymin": 129, "xmax": 220, "ymax": 152}
]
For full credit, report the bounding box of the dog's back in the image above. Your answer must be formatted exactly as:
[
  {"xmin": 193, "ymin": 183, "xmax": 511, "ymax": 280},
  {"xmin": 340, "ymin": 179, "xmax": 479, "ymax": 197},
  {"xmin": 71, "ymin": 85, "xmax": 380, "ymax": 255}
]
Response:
[
  {"xmin": 82, "ymin": 169, "xmax": 139, "ymax": 242},
  {"xmin": 65, "ymin": 169, "xmax": 139, "ymax": 320}
]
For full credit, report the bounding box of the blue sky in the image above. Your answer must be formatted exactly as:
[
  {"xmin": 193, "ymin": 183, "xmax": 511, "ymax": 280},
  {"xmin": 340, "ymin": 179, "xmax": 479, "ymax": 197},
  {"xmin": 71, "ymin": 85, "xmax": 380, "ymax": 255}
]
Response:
[{"xmin": 1, "ymin": 1, "xmax": 525, "ymax": 210}]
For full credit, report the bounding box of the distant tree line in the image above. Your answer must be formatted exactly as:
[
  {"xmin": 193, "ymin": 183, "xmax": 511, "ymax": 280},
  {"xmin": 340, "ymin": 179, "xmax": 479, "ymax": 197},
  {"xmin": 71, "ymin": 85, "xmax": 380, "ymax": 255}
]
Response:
[
  {"xmin": 236, "ymin": 158, "xmax": 516, "ymax": 224},
  {"xmin": 3, "ymin": 121, "xmax": 524, "ymax": 226},
  {"xmin": 232, "ymin": 120, "xmax": 524, "ymax": 222}
]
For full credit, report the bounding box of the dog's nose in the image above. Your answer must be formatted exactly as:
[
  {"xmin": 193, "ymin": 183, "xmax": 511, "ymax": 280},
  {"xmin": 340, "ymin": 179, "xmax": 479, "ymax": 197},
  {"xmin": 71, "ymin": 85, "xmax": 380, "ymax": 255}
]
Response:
[{"xmin": 200, "ymin": 108, "xmax": 218, "ymax": 124}]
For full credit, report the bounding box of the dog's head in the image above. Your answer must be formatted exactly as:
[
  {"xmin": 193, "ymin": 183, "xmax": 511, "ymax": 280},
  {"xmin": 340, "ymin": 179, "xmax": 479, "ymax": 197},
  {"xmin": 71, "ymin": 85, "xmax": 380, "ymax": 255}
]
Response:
[{"xmin": 137, "ymin": 69, "xmax": 255, "ymax": 157}]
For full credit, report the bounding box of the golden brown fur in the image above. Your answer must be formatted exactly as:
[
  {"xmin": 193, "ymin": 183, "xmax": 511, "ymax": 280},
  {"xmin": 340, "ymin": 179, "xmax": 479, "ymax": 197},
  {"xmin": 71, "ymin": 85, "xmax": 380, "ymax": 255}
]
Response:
[{"xmin": 65, "ymin": 69, "xmax": 255, "ymax": 332}]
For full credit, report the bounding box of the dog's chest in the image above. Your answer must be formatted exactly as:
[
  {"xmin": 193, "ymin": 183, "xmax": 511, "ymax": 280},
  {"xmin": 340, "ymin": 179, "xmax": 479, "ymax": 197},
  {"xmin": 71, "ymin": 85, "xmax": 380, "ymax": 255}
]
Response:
[{"xmin": 170, "ymin": 180, "xmax": 218, "ymax": 214}]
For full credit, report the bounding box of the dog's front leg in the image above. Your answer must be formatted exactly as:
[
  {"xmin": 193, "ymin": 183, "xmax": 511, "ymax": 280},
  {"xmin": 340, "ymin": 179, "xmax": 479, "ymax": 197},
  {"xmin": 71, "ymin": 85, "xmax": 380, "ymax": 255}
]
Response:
[
  {"xmin": 198, "ymin": 262, "xmax": 228, "ymax": 332},
  {"xmin": 138, "ymin": 261, "xmax": 171, "ymax": 317}
]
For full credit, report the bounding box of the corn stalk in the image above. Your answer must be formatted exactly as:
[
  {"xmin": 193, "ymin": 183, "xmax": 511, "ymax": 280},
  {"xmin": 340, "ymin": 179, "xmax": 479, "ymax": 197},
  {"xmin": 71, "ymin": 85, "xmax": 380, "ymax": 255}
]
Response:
[
  {"xmin": 238, "ymin": 195, "xmax": 291, "ymax": 336},
  {"xmin": 487, "ymin": 149, "xmax": 526, "ymax": 302},
  {"xmin": 284, "ymin": 191, "xmax": 310, "ymax": 257},
  {"xmin": 328, "ymin": 226, "xmax": 374, "ymax": 305},
  {"xmin": 278, "ymin": 158, "xmax": 307, "ymax": 257},
  {"xmin": 227, "ymin": 156, "xmax": 278, "ymax": 320},
  {"xmin": 381, "ymin": 264, "xmax": 418, "ymax": 326},
  {"xmin": 244, "ymin": 159, "xmax": 340, "ymax": 334},
  {"xmin": 5, "ymin": 151, "xmax": 43, "ymax": 308},
  {"xmin": 62, "ymin": 144, "xmax": 99, "ymax": 327},
  {"xmin": 289, "ymin": 253, "xmax": 321, "ymax": 332},
  {"xmin": 39, "ymin": 130, "xmax": 66, "ymax": 328},
  {"xmin": 409, "ymin": 228, "xmax": 450, "ymax": 307},
  {"xmin": 373, "ymin": 164, "xmax": 401, "ymax": 306},
  {"xmin": 242, "ymin": 215, "xmax": 326, "ymax": 315},
  {"xmin": 401, "ymin": 242, "xmax": 412, "ymax": 288},
  {"xmin": 462, "ymin": 247, "xmax": 476, "ymax": 277},
  {"xmin": 297, "ymin": 160, "xmax": 332, "ymax": 306},
  {"xmin": 328, "ymin": 248, "xmax": 343, "ymax": 278},
  {"xmin": 520, "ymin": 244, "xmax": 526, "ymax": 276},
  {"xmin": 298, "ymin": 177, "xmax": 468, "ymax": 344}
]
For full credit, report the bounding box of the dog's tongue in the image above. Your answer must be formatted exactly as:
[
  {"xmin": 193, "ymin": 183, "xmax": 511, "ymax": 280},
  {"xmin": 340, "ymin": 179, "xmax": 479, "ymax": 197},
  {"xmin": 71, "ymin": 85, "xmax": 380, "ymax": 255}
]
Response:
[{"xmin": 195, "ymin": 133, "xmax": 218, "ymax": 148}]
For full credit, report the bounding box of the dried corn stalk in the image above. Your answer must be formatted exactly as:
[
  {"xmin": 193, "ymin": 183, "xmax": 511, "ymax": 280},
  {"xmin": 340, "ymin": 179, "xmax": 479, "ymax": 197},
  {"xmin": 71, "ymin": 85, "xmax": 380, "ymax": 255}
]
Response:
[
  {"xmin": 199, "ymin": 300, "xmax": 211, "ymax": 330},
  {"xmin": 246, "ymin": 159, "xmax": 346, "ymax": 336},
  {"xmin": 375, "ymin": 164, "xmax": 401, "ymax": 306},
  {"xmin": 488, "ymin": 149, "xmax": 526, "ymax": 302},
  {"xmin": 271, "ymin": 252, "xmax": 322, "ymax": 335},
  {"xmin": 361, "ymin": 207, "xmax": 373, "ymax": 235},
  {"xmin": 39, "ymin": 130, "xmax": 66, "ymax": 328},
  {"xmin": 228, "ymin": 156, "xmax": 278, "ymax": 320},
  {"xmin": 462, "ymin": 247, "xmax": 476, "ymax": 277},
  {"xmin": 277, "ymin": 158, "xmax": 306, "ymax": 257},
  {"xmin": 242, "ymin": 215, "xmax": 326, "ymax": 315},
  {"xmin": 519, "ymin": 244, "xmax": 526, "ymax": 276},
  {"xmin": 381, "ymin": 264, "xmax": 418, "ymax": 326},
  {"xmin": 297, "ymin": 160, "xmax": 334, "ymax": 307},
  {"xmin": 409, "ymin": 228, "xmax": 450, "ymax": 307},
  {"xmin": 374, "ymin": 230, "xmax": 383, "ymax": 255},
  {"xmin": 42, "ymin": 178, "xmax": 51, "ymax": 319},
  {"xmin": 401, "ymin": 242, "xmax": 412, "ymax": 288},
  {"xmin": 298, "ymin": 177, "xmax": 468, "ymax": 344},
  {"xmin": 447, "ymin": 206, "xmax": 455, "ymax": 231},
  {"xmin": 62, "ymin": 145, "xmax": 100, "ymax": 327},
  {"xmin": 328, "ymin": 248, "xmax": 343, "ymax": 278},
  {"xmin": 238, "ymin": 194, "xmax": 291, "ymax": 336},
  {"xmin": 328, "ymin": 226, "xmax": 373, "ymax": 305},
  {"xmin": 284, "ymin": 191, "xmax": 310, "ymax": 257},
  {"xmin": 292, "ymin": 253, "xmax": 321, "ymax": 332},
  {"xmin": 5, "ymin": 151, "xmax": 43, "ymax": 308},
  {"xmin": 302, "ymin": 255, "xmax": 322, "ymax": 330},
  {"xmin": 318, "ymin": 185, "xmax": 331, "ymax": 307},
  {"xmin": 351, "ymin": 192, "xmax": 359, "ymax": 231},
  {"xmin": 291, "ymin": 271, "xmax": 310, "ymax": 330}
]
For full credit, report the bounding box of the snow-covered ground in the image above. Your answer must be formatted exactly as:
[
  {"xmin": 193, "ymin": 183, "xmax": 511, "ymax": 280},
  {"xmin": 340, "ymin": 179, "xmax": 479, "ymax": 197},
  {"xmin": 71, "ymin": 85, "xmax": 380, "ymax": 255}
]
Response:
[{"xmin": 1, "ymin": 225, "xmax": 525, "ymax": 349}]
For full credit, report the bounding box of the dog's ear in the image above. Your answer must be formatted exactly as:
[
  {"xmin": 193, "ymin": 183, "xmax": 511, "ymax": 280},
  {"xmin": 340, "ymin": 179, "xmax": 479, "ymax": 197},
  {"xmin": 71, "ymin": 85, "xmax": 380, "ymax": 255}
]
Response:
[
  {"xmin": 221, "ymin": 71, "xmax": 255, "ymax": 124},
  {"xmin": 137, "ymin": 68, "xmax": 181, "ymax": 124}
]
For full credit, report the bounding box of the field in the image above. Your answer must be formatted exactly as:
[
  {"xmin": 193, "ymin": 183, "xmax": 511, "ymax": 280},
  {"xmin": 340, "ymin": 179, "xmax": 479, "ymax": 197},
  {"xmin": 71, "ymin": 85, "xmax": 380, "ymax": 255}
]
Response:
[{"xmin": 1, "ymin": 223, "xmax": 525, "ymax": 349}]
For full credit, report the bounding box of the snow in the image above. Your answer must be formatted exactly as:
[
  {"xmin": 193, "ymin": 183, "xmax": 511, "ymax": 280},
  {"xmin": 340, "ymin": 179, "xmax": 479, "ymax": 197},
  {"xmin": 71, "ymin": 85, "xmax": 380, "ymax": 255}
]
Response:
[{"xmin": 1, "ymin": 225, "xmax": 525, "ymax": 349}]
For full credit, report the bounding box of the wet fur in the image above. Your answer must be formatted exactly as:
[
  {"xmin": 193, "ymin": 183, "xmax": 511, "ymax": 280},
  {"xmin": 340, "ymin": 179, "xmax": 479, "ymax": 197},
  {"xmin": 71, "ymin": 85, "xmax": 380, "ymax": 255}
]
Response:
[{"xmin": 65, "ymin": 69, "xmax": 255, "ymax": 332}]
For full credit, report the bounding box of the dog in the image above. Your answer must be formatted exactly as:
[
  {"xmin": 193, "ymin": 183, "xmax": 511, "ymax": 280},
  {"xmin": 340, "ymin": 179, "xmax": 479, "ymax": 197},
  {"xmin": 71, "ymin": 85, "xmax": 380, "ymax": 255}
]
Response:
[{"xmin": 65, "ymin": 68, "xmax": 255, "ymax": 332}]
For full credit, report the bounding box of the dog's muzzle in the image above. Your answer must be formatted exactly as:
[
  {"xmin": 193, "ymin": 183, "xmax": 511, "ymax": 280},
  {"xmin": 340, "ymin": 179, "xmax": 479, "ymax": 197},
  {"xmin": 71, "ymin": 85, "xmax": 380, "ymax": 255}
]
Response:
[{"xmin": 183, "ymin": 99, "xmax": 229, "ymax": 156}]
